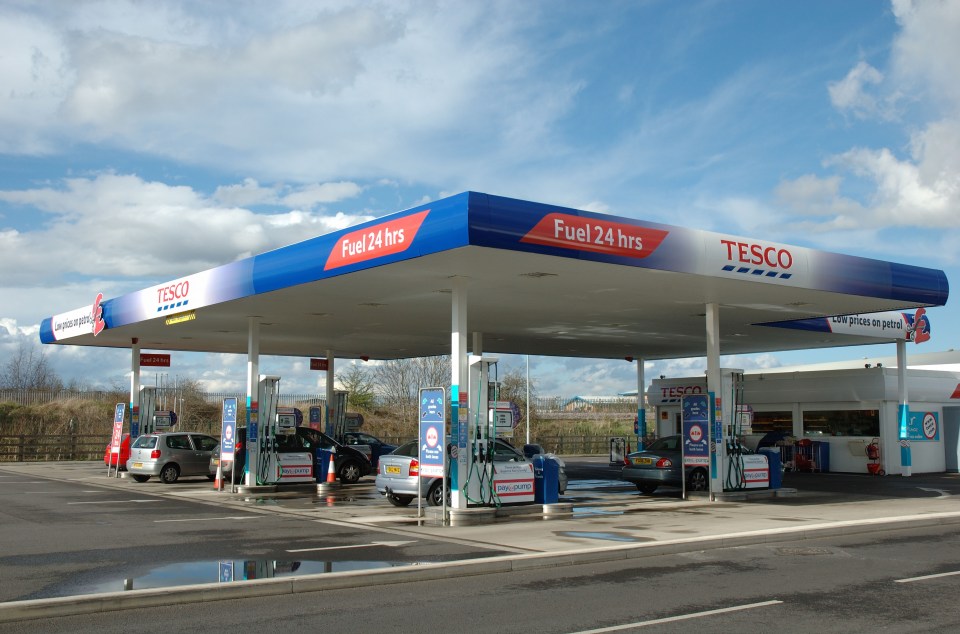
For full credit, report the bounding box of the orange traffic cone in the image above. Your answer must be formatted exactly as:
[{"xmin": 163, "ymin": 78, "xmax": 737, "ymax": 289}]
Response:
[
  {"xmin": 214, "ymin": 463, "xmax": 223, "ymax": 490},
  {"xmin": 325, "ymin": 451, "xmax": 337, "ymax": 484}
]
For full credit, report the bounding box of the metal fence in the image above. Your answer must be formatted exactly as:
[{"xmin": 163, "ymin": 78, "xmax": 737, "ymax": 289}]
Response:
[
  {"xmin": 0, "ymin": 433, "xmax": 624, "ymax": 463},
  {"xmin": 0, "ymin": 434, "xmax": 106, "ymax": 462},
  {"xmin": 0, "ymin": 389, "xmax": 638, "ymax": 414}
]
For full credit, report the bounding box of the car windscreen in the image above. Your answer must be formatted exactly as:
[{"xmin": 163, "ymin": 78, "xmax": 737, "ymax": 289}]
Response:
[
  {"xmin": 132, "ymin": 436, "xmax": 158, "ymax": 449},
  {"xmin": 392, "ymin": 441, "xmax": 418, "ymax": 457}
]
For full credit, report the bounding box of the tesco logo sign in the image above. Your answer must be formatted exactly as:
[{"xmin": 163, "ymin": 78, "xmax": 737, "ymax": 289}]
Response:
[
  {"xmin": 720, "ymin": 239, "xmax": 793, "ymax": 270},
  {"xmin": 157, "ymin": 281, "xmax": 190, "ymax": 304},
  {"xmin": 661, "ymin": 385, "xmax": 703, "ymax": 399}
]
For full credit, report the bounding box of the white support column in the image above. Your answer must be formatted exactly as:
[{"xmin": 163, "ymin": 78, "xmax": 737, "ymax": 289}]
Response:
[
  {"xmin": 245, "ymin": 318, "xmax": 260, "ymax": 486},
  {"xmin": 326, "ymin": 349, "xmax": 335, "ymax": 435},
  {"xmin": 450, "ymin": 278, "xmax": 468, "ymax": 509},
  {"xmin": 130, "ymin": 339, "xmax": 140, "ymax": 437},
  {"xmin": 705, "ymin": 303, "xmax": 722, "ymax": 499},
  {"xmin": 525, "ymin": 355, "xmax": 531, "ymax": 445},
  {"xmin": 897, "ymin": 339, "xmax": 911, "ymax": 477},
  {"xmin": 636, "ymin": 357, "xmax": 646, "ymax": 451}
]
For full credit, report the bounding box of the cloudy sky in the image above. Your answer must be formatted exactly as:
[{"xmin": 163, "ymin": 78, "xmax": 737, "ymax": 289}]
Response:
[{"xmin": 1, "ymin": 0, "xmax": 957, "ymax": 397}]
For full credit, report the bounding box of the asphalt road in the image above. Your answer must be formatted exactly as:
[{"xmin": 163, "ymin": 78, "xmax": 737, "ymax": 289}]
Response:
[
  {"xmin": 2, "ymin": 522, "xmax": 958, "ymax": 633},
  {"xmin": 0, "ymin": 463, "xmax": 511, "ymax": 602}
]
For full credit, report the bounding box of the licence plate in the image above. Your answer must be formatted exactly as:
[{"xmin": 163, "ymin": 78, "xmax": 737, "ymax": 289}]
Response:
[
  {"xmin": 385, "ymin": 465, "xmax": 401, "ymax": 474},
  {"xmin": 132, "ymin": 462, "xmax": 143, "ymax": 468},
  {"xmin": 212, "ymin": 459, "xmax": 219, "ymax": 466},
  {"xmin": 633, "ymin": 457, "xmax": 653, "ymax": 465}
]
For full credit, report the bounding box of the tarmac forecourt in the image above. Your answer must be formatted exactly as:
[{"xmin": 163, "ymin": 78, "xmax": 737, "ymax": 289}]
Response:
[{"xmin": 3, "ymin": 462, "xmax": 960, "ymax": 623}]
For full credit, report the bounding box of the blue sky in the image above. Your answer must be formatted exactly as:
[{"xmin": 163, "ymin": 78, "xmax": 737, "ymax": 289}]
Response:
[{"xmin": 0, "ymin": 0, "xmax": 957, "ymax": 397}]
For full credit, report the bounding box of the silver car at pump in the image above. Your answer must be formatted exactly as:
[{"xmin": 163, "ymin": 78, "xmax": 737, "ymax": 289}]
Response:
[{"xmin": 127, "ymin": 432, "xmax": 219, "ymax": 484}]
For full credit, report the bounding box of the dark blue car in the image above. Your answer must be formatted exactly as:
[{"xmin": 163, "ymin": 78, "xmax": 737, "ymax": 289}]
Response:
[{"xmin": 342, "ymin": 432, "xmax": 398, "ymax": 469}]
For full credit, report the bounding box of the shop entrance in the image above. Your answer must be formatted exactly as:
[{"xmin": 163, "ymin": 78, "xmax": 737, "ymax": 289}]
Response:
[{"xmin": 943, "ymin": 407, "xmax": 960, "ymax": 472}]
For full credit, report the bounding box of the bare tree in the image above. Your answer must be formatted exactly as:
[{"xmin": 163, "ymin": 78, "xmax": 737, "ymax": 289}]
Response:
[
  {"xmin": 373, "ymin": 356, "xmax": 451, "ymax": 421},
  {"xmin": 0, "ymin": 340, "xmax": 62, "ymax": 391},
  {"xmin": 337, "ymin": 362, "xmax": 376, "ymax": 411}
]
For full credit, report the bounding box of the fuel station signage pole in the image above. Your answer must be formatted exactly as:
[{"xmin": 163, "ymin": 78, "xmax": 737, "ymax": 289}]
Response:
[{"xmin": 419, "ymin": 387, "xmax": 446, "ymax": 520}]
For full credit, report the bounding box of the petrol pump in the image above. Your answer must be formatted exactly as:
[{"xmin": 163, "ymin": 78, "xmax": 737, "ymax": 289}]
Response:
[
  {"xmin": 707, "ymin": 369, "xmax": 769, "ymax": 493},
  {"xmin": 136, "ymin": 386, "xmax": 158, "ymax": 437},
  {"xmin": 461, "ymin": 355, "xmax": 535, "ymax": 506},
  {"xmin": 246, "ymin": 375, "xmax": 281, "ymax": 486}
]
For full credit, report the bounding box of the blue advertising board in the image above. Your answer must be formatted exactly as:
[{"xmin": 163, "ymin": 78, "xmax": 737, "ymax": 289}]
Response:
[
  {"xmin": 903, "ymin": 410, "xmax": 940, "ymax": 441},
  {"xmin": 221, "ymin": 397, "xmax": 238, "ymax": 461},
  {"xmin": 681, "ymin": 394, "xmax": 710, "ymax": 466},
  {"xmin": 419, "ymin": 387, "xmax": 445, "ymax": 478}
]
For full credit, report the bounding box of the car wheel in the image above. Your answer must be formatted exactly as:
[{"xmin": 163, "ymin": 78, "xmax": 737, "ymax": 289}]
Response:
[
  {"xmin": 426, "ymin": 480, "xmax": 448, "ymax": 506},
  {"xmin": 131, "ymin": 474, "xmax": 150, "ymax": 483},
  {"xmin": 687, "ymin": 468, "xmax": 708, "ymax": 491},
  {"xmin": 338, "ymin": 460, "xmax": 362, "ymax": 485},
  {"xmin": 636, "ymin": 482, "xmax": 658, "ymax": 495},
  {"xmin": 206, "ymin": 474, "xmax": 216, "ymax": 481},
  {"xmin": 159, "ymin": 464, "xmax": 180, "ymax": 484},
  {"xmin": 386, "ymin": 493, "xmax": 414, "ymax": 507}
]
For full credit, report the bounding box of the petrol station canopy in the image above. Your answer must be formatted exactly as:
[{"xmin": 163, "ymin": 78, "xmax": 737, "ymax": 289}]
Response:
[{"xmin": 40, "ymin": 192, "xmax": 950, "ymax": 361}]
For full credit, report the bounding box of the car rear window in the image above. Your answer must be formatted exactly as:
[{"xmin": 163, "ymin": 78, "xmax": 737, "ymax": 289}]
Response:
[{"xmin": 132, "ymin": 436, "xmax": 158, "ymax": 449}]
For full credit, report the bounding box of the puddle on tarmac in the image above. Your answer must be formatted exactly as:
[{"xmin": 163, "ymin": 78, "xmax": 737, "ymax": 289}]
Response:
[
  {"xmin": 557, "ymin": 531, "xmax": 643, "ymax": 542},
  {"xmin": 571, "ymin": 507, "xmax": 625, "ymax": 518},
  {"xmin": 80, "ymin": 559, "xmax": 410, "ymax": 596},
  {"xmin": 566, "ymin": 480, "xmax": 634, "ymax": 490}
]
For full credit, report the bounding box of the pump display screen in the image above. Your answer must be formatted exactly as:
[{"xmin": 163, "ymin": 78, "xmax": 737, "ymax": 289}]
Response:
[
  {"xmin": 154, "ymin": 413, "xmax": 173, "ymax": 429},
  {"xmin": 277, "ymin": 413, "xmax": 296, "ymax": 429}
]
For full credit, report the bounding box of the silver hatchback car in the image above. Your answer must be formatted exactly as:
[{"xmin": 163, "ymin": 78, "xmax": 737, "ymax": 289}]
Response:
[{"xmin": 127, "ymin": 432, "xmax": 219, "ymax": 484}]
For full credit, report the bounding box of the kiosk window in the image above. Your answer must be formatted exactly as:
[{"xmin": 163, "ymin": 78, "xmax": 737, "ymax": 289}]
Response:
[
  {"xmin": 803, "ymin": 409, "xmax": 879, "ymax": 437},
  {"xmin": 751, "ymin": 411, "xmax": 793, "ymax": 434}
]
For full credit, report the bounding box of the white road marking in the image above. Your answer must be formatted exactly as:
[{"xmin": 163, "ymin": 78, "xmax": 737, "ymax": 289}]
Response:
[
  {"xmin": 895, "ymin": 570, "xmax": 960, "ymax": 583},
  {"xmin": 917, "ymin": 487, "xmax": 951, "ymax": 498},
  {"xmin": 286, "ymin": 540, "xmax": 416, "ymax": 553},
  {"xmin": 565, "ymin": 600, "xmax": 784, "ymax": 633},
  {"xmin": 67, "ymin": 499, "xmax": 162, "ymax": 505},
  {"xmin": 154, "ymin": 516, "xmax": 264, "ymax": 523}
]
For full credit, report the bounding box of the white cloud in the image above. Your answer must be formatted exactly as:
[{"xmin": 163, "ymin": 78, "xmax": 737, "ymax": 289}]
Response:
[
  {"xmin": 282, "ymin": 182, "xmax": 363, "ymax": 210},
  {"xmin": 828, "ymin": 61, "xmax": 886, "ymax": 120},
  {"xmin": 0, "ymin": 2, "xmax": 570, "ymax": 184},
  {"xmin": 0, "ymin": 173, "xmax": 370, "ymax": 287}
]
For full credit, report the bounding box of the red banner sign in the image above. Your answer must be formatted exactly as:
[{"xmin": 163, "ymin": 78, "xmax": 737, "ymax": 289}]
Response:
[
  {"xmin": 140, "ymin": 353, "xmax": 171, "ymax": 367},
  {"xmin": 310, "ymin": 358, "xmax": 329, "ymax": 371},
  {"xmin": 521, "ymin": 213, "xmax": 668, "ymax": 259},
  {"xmin": 324, "ymin": 210, "xmax": 429, "ymax": 271}
]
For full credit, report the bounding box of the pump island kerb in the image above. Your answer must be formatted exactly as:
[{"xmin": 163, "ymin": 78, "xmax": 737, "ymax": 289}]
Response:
[{"xmin": 40, "ymin": 192, "xmax": 949, "ymax": 505}]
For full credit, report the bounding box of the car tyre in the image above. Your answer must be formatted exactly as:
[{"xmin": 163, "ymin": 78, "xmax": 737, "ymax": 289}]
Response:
[
  {"xmin": 636, "ymin": 482, "xmax": 658, "ymax": 495},
  {"xmin": 426, "ymin": 480, "xmax": 448, "ymax": 506},
  {"xmin": 386, "ymin": 493, "xmax": 414, "ymax": 507},
  {"xmin": 338, "ymin": 460, "xmax": 362, "ymax": 485},
  {"xmin": 687, "ymin": 468, "xmax": 708, "ymax": 491},
  {"xmin": 159, "ymin": 464, "xmax": 180, "ymax": 484},
  {"xmin": 131, "ymin": 474, "xmax": 150, "ymax": 483}
]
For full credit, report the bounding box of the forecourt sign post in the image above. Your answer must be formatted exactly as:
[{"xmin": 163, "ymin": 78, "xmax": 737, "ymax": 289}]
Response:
[
  {"xmin": 681, "ymin": 394, "xmax": 710, "ymax": 500},
  {"xmin": 220, "ymin": 397, "xmax": 238, "ymax": 491},
  {"xmin": 419, "ymin": 387, "xmax": 446, "ymax": 520},
  {"xmin": 107, "ymin": 403, "xmax": 125, "ymax": 478}
]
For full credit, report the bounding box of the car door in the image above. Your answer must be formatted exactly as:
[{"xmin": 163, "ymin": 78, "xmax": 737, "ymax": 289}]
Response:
[
  {"xmin": 190, "ymin": 434, "xmax": 218, "ymax": 475},
  {"xmin": 165, "ymin": 434, "xmax": 195, "ymax": 473}
]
